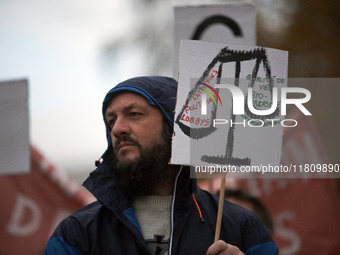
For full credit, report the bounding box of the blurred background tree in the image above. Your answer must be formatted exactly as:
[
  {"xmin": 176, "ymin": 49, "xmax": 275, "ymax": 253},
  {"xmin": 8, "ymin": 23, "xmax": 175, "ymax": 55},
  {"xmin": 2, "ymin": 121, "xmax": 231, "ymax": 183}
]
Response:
[
  {"xmin": 256, "ymin": 0, "xmax": 340, "ymax": 193},
  {"xmin": 101, "ymin": 0, "xmax": 340, "ymax": 76}
]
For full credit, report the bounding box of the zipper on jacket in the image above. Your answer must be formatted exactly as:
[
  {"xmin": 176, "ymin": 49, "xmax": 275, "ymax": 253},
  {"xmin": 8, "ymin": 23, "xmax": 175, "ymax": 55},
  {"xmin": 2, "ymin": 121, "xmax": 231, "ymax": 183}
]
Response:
[{"xmin": 168, "ymin": 166, "xmax": 183, "ymax": 255}]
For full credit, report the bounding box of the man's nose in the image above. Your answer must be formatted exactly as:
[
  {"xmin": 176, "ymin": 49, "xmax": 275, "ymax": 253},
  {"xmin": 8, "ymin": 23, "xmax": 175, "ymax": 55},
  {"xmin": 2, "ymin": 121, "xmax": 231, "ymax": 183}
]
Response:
[{"xmin": 111, "ymin": 117, "xmax": 131, "ymax": 138}]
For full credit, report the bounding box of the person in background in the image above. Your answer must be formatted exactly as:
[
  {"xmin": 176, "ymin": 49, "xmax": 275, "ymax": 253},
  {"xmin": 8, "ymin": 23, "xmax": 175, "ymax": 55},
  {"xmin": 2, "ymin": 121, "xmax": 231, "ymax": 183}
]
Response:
[
  {"xmin": 222, "ymin": 188, "xmax": 274, "ymax": 233},
  {"xmin": 44, "ymin": 76, "xmax": 278, "ymax": 255}
]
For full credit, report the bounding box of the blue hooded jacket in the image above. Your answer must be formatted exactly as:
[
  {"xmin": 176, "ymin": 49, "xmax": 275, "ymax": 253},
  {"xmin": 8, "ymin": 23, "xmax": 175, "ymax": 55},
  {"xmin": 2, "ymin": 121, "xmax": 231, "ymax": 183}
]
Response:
[{"xmin": 44, "ymin": 76, "xmax": 278, "ymax": 255}]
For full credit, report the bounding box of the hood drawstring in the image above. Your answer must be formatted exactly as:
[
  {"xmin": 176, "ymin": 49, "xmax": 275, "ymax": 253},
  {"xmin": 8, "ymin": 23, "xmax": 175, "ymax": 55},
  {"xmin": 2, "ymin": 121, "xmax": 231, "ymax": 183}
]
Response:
[
  {"xmin": 95, "ymin": 157, "xmax": 102, "ymax": 167},
  {"xmin": 192, "ymin": 193, "xmax": 205, "ymax": 223}
]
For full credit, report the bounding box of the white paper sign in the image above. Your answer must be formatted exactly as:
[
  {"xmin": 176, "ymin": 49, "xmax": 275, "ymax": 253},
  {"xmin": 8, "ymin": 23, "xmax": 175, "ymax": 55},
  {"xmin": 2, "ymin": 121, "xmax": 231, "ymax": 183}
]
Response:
[
  {"xmin": 171, "ymin": 40, "xmax": 288, "ymax": 177},
  {"xmin": 0, "ymin": 79, "xmax": 30, "ymax": 175},
  {"xmin": 173, "ymin": 2, "xmax": 256, "ymax": 78}
]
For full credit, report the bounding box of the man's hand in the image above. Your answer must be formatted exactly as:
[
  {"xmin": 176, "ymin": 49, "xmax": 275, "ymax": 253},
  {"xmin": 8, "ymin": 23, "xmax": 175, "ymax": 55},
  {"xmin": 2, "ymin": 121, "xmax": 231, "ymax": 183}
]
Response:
[{"xmin": 206, "ymin": 240, "xmax": 244, "ymax": 255}]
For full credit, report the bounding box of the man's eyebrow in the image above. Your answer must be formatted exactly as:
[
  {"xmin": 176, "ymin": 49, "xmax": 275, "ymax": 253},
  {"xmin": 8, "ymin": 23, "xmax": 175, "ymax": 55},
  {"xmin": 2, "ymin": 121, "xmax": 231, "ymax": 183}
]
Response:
[{"xmin": 105, "ymin": 103, "xmax": 146, "ymax": 118}]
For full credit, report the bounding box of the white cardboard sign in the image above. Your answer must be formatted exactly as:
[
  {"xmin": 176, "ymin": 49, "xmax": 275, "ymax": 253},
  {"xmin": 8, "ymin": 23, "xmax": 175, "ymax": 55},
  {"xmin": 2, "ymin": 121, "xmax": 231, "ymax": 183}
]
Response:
[
  {"xmin": 173, "ymin": 2, "xmax": 256, "ymax": 78},
  {"xmin": 171, "ymin": 40, "xmax": 288, "ymax": 175},
  {"xmin": 0, "ymin": 79, "xmax": 30, "ymax": 175}
]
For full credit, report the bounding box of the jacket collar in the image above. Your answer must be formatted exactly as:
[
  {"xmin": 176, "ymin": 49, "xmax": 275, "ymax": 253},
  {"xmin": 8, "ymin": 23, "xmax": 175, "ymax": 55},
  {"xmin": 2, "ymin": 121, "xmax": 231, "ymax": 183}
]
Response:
[{"xmin": 83, "ymin": 159, "xmax": 197, "ymax": 216}]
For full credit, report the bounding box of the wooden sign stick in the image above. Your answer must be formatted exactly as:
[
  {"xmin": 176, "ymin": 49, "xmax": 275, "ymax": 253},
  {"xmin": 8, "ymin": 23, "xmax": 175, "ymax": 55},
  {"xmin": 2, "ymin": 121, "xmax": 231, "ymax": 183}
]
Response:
[{"xmin": 214, "ymin": 175, "xmax": 226, "ymax": 242}]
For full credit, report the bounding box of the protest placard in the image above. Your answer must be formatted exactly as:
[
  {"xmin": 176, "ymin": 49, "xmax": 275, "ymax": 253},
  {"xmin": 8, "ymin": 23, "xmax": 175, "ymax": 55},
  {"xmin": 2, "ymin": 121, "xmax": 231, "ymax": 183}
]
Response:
[
  {"xmin": 171, "ymin": 40, "xmax": 288, "ymax": 178},
  {"xmin": 173, "ymin": 2, "xmax": 256, "ymax": 78},
  {"xmin": 0, "ymin": 79, "xmax": 30, "ymax": 175}
]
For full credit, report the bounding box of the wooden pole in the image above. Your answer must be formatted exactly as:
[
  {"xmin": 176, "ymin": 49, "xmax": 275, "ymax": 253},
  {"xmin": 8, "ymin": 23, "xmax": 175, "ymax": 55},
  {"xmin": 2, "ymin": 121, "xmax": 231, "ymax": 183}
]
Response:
[{"xmin": 214, "ymin": 175, "xmax": 226, "ymax": 242}]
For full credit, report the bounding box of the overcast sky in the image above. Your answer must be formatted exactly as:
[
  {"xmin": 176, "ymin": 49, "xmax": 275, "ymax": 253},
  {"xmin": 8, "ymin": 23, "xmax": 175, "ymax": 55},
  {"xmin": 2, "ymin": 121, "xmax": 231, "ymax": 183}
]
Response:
[
  {"xmin": 0, "ymin": 0, "xmax": 226, "ymax": 181},
  {"xmin": 0, "ymin": 0, "xmax": 153, "ymax": 176}
]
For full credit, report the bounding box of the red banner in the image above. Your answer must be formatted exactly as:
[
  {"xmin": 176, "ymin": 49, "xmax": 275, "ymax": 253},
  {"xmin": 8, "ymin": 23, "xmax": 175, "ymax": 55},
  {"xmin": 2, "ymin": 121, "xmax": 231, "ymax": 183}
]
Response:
[
  {"xmin": 0, "ymin": 146, "xmax": 95, "ymax": 255},
  {"xmin": 199, "ymin": 111, "xmax": 340, "ymax": 254}
]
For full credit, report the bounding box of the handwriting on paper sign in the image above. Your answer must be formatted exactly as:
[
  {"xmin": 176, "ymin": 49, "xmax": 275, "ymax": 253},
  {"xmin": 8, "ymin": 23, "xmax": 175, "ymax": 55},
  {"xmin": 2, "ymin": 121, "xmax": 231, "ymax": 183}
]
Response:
[
  {"xmin": 180, "ymin": 114, "xmax": 210, "ymax": 126},
  {"xmin": 201, "ymin": 85, "xmax": 311, "ymax": 116},
  {"xmin": 180, "ymin": 69, "xmax": 218, "ymax": 125}
]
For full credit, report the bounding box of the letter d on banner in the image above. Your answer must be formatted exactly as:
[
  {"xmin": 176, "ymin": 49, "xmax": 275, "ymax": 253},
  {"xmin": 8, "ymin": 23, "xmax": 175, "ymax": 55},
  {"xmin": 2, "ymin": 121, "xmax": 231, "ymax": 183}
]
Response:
[{"xmin": 7, "ymin": 194, "xmax": 41, "ymax": 237}]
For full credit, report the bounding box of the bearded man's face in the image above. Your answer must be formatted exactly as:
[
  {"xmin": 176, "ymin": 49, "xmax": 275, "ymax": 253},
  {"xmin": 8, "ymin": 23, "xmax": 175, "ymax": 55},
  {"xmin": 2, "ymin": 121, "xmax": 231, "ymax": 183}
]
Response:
[{"xmin": 105, "ymin": 92, "xmax": 172, "ymax": 198}]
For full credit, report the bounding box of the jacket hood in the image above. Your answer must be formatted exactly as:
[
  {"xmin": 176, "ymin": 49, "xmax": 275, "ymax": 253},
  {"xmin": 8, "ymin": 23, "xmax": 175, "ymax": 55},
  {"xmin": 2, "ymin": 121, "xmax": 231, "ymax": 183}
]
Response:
[{"xmin": 100, "ymin": 76, "xmax": 178, "ymax": 161}]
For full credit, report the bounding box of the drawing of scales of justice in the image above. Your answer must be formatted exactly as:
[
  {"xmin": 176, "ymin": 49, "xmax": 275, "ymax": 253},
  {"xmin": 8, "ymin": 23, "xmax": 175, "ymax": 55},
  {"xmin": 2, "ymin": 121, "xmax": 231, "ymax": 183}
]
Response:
[{"xmin": 171, "ymin": 40, "xmax": 288, "ymax": 177}]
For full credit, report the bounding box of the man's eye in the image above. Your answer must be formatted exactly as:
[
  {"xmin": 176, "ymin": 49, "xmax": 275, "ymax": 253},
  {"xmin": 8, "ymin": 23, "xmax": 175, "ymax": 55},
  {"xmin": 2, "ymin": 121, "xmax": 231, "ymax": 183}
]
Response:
[
  {"xmin": 108, "ymin": 119, "xmax": 116, "ymax": 128},
  {"xmin": 130, "ymin": 112, "xmax": 141, "ymax": 117}
]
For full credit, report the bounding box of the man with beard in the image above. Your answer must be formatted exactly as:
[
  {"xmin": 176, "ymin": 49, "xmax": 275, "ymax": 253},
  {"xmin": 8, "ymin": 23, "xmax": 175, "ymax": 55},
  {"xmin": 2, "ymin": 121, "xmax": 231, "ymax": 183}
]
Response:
[{"xmin": 44, "ymin": 76, "xmax": 278, "ymax": 255}]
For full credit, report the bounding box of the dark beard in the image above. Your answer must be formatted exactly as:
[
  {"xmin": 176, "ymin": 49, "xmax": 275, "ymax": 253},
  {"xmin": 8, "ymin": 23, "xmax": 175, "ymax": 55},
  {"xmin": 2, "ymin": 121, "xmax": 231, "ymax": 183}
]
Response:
[{"xmin": 113, "ymin": 122, "xmax": 172, "ymax": 199}]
